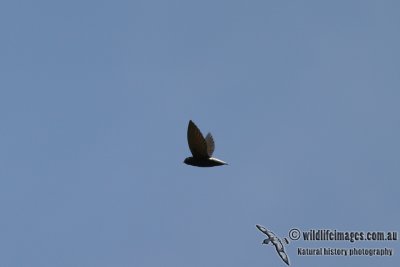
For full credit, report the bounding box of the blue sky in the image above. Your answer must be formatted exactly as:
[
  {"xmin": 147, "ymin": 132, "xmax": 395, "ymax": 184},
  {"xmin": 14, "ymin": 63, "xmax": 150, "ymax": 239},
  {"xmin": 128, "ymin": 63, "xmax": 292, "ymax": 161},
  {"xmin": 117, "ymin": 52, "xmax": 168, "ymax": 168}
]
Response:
[{"xmin": 0, "ymin": 1, "xmax": 399, "ymax": 266}]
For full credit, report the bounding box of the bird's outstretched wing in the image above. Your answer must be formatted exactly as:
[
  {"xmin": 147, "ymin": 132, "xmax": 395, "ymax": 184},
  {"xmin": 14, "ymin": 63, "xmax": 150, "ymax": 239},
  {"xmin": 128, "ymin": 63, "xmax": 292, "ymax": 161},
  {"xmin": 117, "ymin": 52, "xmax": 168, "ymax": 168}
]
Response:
[
  {"xmin": 187, "ymin": 120, "xmax": 209, "ymax": 158},
  {"xmin": 256, "ymin": 224, "xmax": 274, "ymax": 239},
  {"xmin": 205, "ymin": 133, "xmax": 215, "ymax": 157},
  {"xmin": 277, "ymin": 250, "xmax": 290, "ymax": 266}
]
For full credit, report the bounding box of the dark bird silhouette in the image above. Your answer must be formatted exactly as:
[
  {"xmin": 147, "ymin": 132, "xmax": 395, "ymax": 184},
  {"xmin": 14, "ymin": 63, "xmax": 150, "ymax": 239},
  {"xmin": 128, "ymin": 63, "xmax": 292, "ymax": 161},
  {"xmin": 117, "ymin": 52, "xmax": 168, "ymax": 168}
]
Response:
[
  {"xmin": 183, "ymin": 120, "xmax": 227, "ymax": 167},
  {"xmin": 256, "ymin": 224, "xmax": 290, "ymax": 266}
]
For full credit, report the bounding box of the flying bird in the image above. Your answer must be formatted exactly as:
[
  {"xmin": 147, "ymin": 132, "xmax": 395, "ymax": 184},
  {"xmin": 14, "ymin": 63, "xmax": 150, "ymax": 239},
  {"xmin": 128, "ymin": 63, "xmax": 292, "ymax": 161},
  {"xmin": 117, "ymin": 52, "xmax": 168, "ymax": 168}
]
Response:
[
  {"xmin": 184, "ymin": 120, "xmax": 227, "ymax": 167},
  {"xmin": 256, "ymin": 224, "xmax": 290, "ymax": 266}
]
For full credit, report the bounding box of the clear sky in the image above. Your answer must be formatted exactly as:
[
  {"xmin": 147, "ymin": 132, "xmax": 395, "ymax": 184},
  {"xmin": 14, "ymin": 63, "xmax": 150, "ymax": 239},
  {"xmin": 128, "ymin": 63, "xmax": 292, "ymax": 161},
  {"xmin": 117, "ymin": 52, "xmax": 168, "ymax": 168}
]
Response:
[{"xmin": 0, "ymin": 1, "xmax": 399, "ymax": 266}]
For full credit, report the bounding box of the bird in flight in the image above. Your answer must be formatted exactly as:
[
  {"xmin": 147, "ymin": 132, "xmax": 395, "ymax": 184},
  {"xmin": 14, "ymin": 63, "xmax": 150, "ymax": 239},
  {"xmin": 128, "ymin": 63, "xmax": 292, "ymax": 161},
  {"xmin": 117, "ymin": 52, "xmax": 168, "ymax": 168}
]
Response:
[
  {"xmin": 184, "ymin": 120, "xmax": 227, "ymax": 167},
  {"xmin": 256, "ymin": 224, "xmax": 290, "ymax": 266}
]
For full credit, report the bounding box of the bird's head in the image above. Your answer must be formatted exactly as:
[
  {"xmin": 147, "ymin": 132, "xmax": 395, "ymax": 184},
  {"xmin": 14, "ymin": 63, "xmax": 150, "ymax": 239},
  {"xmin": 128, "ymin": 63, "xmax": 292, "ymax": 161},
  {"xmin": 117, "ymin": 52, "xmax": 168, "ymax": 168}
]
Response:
[{"xmin": 262, "ymin": 238, "xmax": 270, "ymax": 245}]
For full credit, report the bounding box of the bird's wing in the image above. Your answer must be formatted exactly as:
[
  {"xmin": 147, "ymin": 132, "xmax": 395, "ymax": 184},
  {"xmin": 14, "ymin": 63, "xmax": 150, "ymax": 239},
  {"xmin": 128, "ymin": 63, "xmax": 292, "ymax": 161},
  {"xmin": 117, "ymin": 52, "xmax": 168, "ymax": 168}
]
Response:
[
  {"xmin": 273, "ymin": 237, "xmax": 289, "ymax": 265},
  {"xmin": 205, "ymin": 133, "xmax": 215, "ymax": 157},
  {"xmin": 272, "ymin": 239, "xmax": 284, "ymax": 252},
  {"xmin": 187, "ymin": 120, "xmax": 209, "ymax": 158},
  {"xmin": 256, "ymin": 225, "xmax": 274, "ymax": 239},
  {"xmin": 277, "ymin": 250, "xmax": 290, "ymax": 266}
]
